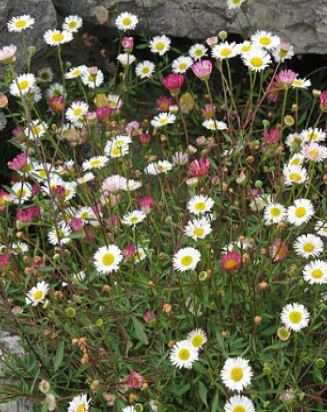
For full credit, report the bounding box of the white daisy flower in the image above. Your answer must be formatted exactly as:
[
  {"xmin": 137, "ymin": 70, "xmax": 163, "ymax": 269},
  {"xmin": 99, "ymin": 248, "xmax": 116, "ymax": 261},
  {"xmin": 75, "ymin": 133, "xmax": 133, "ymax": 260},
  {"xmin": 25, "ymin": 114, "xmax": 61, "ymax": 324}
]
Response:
[
  {"xmin": 281, "ymin": 303, "xmax": 310, "ymax": 332},
  {"xmin": 184, "ymin": 217, "xmax": 212, "ymax": 240},
  {"xmin": 202, "ymin": 119, "xmax": 228, "ymax": 131},
  {"xmin": 105, "ymin": 142, "xmax": 129, "ymax": 158},
  {"xmin": 31, "ymin": 85, "xmax": 42, "ymax": 103},
  {"xmin": 303, "ymin": 260, "xmax": 327, "ymax": 285},
  {"xmin": 66, "ymin": 101, "xmax": 89, "ymax": 123},
  {"xmin": 151, "ymin": 112, "xmax": 176, "ymax": 128},
  {"xmin": 82, "ymin": 156, "xmax": 109, "ymax": 171},
  {"xmin": 172, "ymin": 56, "xmax": 194, "ymax": 73},
  {"xmin": 221, "ymin": 357, "xmax": 253, "ymax": 392},
  {"xmin": 48, "ymin": 224, "xmax": 71, "ymax": 245},
  {"xmin": 292, "ymin": 78, "xmax": 311, "ymax": 89},
  {"xmin": 68, "ymin": 394, "xmax": 91, "ymax": 412},
  {"xmin": 300, "ymin": 128, "xmax": 326, "ymax": 143},
  {"xmin": 293, "ymin": 234, "xmax": 323, "ymax": 259},
  {"xmin": 285, "ymin": 132, "xmax": 304, "ymax": 149},
  {"xmin": 115, "ymin": 12, "xmax": 138, "ymax": 31},
  {"xmin": 102, "ymin": 174, "xmax": 127, "ymax": 192},
  {"xmin": 65, "ymin": 65, "xmax": 88, "ymax": 79},
  {"xmin": 24, "ymin": 120, "xmax": 46, "ymax": 140},
  {"xmin": 117, "ymin": 53, "xmax": 136, "ymax": 66},
  {"xmin": 81, "ymin": 69, "xmax": 104, "ymax": 88},
  {"xmin": 25, "ymin": 281, "xmax": 49, "ymax": 306},
  {"xmin": 187, "ymin": 195, "xmax": 214, "ymax": 215},
  {"xmin": 46, "ymin": 82, "xmax": 66, "ymax": 100},
  {"xmin": 121, "ymin": 210, "xmax": 146, "ymax": 226},
  {"xmin": 11, "ymin": 242, "xmax": 29, "ymax": 255},
  {"xmin": 315, "ymin": 221, "xmax": 327, "ymax": 238},
  {"xmin": 37, "ymin": 67, "xmax": 54, "ymax": 83},
  {"xmin": 283, "ymin": 164, "xmax": 307, "ymax": 186},
  {"xmin": 93, "ymin": 245, "xmax": 123, "ymax": 274},
  {"xmin": 150, "ymin": 35, "xmax": 171, "ymax": 56},
  {"xmin": 135, "ymin": 61, "xmax": 155, "ymax": 79},
  {"xmin": 227, "ymin": 0, "xmax": 246, "ymax": 9},
  {"xmin": 11, "ymin": 182, "xmax": 32, "ymax": 204},
  {"xmin": 10, "ymin": 73, "xmax": 36, "ymax": 97},
  {"xmin": 288, "ymin": 153, "xmax": 304, "ymax": 166},
  {"xmin": 237, "ymin": 41, "xmax": 254, "ymax": 55},
  {"xmin": 44, "ymin": 29, "xmax": 73, "ymax": 46},
  {"xmin": 302, "ymin": 142, "xmax": 327, "ymax": 162},
  {"xmin": 122, "ymin": 407, "xmax": 136, "ymax": 412},
  {"xmin": 145, "ymin": 160, "xmax": 174, "ymax": 175},
  {"xmin": 76, "ymin": 207, "xmax": 97, "ymax": 221},
  {"xmin": 211, "ymin": 42, "xmax": 238, "ymax": 60},
  {"xmin": 8, "ymin": 15, "xmax": 35, "ymax": 32},
  {"xmin": 170, "ymin": 340, "xmax": 199, "ymax": 369},
  {"xmin": 111, "ymin": 135, "xmax": 132, "ymax": 147},
  {"xmin": 134, "ymin": 247, "xmax": 147, "ymax": 263},
  {"xmin": 187, "ymin": 329, "xmax": 207, "ymax": 349},
  {"xmin": 77, "ymin": 172, "xmax": 95, "ymax": 185},
  {"xmin": 63, "ymin": 15, "xmax": 83, "ymax": 32},
  {"xmin": 31, "ymin": 162, "xmax": 53, "ymax": 181},
  {"xmin": 287, "ymin": 199, "xmax": 314, "ymax": 226},
  {"xmin": 242, "ymin": 47, "xmax": 272, "ymax": 71},
  {"xmin": 107, "ymin": 94, "xmax": 122, "ymax": 110},
  {"xmin": 123, "ymin": 179, "xmax": 142, "ymax": 191},
  {"xmin": 189, "ymin": 44, "xmax": 207, "ymax": 60},
  {"xmin": 173, "ymin": 247, "xmax": 201, "ymax": 272},
  {"xmin": 251, "ymin": 30, "xmax": 281, "ymax": 50},
  {"xmin": 263, "ymin": 203, "xmax": 287, "ymax": 224},
  {"xmin": 224, "ymin": 395, "xmax": 256, "ymax": 412},
  {"xmin": 273, "ymin": 43, "xmax": 294, "ymax": 63}
]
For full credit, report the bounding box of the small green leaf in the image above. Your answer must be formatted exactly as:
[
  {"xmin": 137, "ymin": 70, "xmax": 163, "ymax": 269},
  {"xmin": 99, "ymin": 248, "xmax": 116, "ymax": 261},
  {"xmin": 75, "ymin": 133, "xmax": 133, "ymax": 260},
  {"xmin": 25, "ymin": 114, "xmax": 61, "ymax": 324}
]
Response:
[
  {"xmin": 54, "ymin": 341, "xmax": 65, "ymax": 371},
  {"xmin": 211, "ymin": 392, "xmax": 219, "ymax": 412},
  {"xmin": 198, "ymin": 381, "xmax": 208, "ymax": 408},
  {"xmin": 132, "ymin": 316, "xmax": 148, "ymax": 345}
]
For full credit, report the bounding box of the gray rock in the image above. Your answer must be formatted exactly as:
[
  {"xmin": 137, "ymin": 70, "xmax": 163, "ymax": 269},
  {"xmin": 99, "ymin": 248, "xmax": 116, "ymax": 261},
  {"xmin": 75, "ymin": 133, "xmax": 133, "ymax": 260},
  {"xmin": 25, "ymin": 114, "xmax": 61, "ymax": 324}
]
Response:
[
  {"xmin": 0, "ymin": 0, "xmax": 57, "ymax": 73},
  {"xmin": 52, "ymin": 0, "xmax": 327, "ymax": 54}
]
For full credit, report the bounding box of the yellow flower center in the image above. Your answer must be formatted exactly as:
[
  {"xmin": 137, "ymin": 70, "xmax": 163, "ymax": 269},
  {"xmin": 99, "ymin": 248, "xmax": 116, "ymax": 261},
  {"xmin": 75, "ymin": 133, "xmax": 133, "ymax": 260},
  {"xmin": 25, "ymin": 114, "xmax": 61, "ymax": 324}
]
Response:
[
  {"xmin": 250, "ymin": 57, "xmax": 263, "ymax": 67},
  {"xmin": 233, "ymin": 407, "xmax": 246, "ymax": 412},
  {"xmin": 19, "ymin": 80, "xmax": 29, "ymax": 90},
  {"xmin": 194, "ymin": 227, "xmax": 204, "ymax": 236},
  {"xmin": 122, "ymin": 17, "xmax": 132, "ymax": 26},
  {"xmin": 159, "ymin": 118, "xmax": 168, "ymax": 124},
  {"xmin": 225, "ymin": 258, "xmax": 238, "ymax": 269},
  {"xmin": 130, "ymin": 217, "xmax": 139, "ymax": 223},
  {"xmin": 230, "ymin": 367, "xmax": 243, "ymax": 382},
  {"xmin": 68, "ymin": 21, "xmax": 77, "ymax": 29},
  {"xmin": 195, "ymin": 49, "xmax": 203, "ymax": 56},
  {"xmin": 191, "ymin": 335, "xmax": 204, "ymax": 347},
  {"xmin": 88, "ymin": 74, "xmax": 96, "ymax": 82},
  {"xmin": 32, "ymin": 126, "xmax": 41, "ymax": 135},
  {"xmin": 221, "ymin": 48, "xmax": 232, "ymax": 57},
  {"xmin": 181, "ymin": 255, "xmax": 193, "ymax": 266},
  {"xmin": 291, "ymin": 158, "xmax": 300, "ymax": 165},
  {"xmin": 309, "ymin": 149, "xmax": 319, "ymax": 158},
  {"xmin": 90, "ymin": 160, "xmax": 101, "ymax": 166},
  {"xmin": 81, "ymin": 212, "xmax": 89, "ymax": 219},
  {"xmin": 73, "ymin": 108, "xmax": 83, "ymax": 116},
  {"xmin": 114, "ymin": 140, "xmax": 124, "ymax": 146},
  {"xmin": 17, "ymin": 189, "xmax": 26, "ymax": 198},
  {"xmin": 293, "ymin": 80, "xmax": 302, "ymax": 86},
  {"xmin": 194, "ymin": 202, "xmax": 206, "ymax": 211},
  {"xmin": 34, "ymin": 291, "xmax": 43, "ymax": 300},
  {"xmin": 156, "ymin": 42, "xmax": 165, "ymax": 51},
  {"xmin": 77, "ymin": 404, "xmax": 86, "ymax": 412},
  {"xmin": 295, "ymin": 206, "xmax": 306, "ymax": 218},
  {"xmin": 259, "ymin": 37, "xmax": 272, "ymax": 46},
  {"xmin": 142, "ymin": 67, "xmax": 150, "ymax": 74},
  {"xmin": 289, "ymin": 310, "xmax": 302, "ymax": 324},
  {"xmin": 178, "ymin": 348, "xmax": 190, "ymax": 360},
  {"xmin": 232, "ymin": 0, "xmax": 242, "ymax": 4},
  {"xmin": 289, "ymin": 172, "xmax": 301, "ymax": 182},
  {"xmin": 102, "ymin": 253, "xmax": 114, "ymax": 266},
  {"xmin": 65, "ymin": 189, "xmax": 70, "ymax": 197},
  {"xmin": 15, "ymin": 20, "xmax": 27, "ymax": 28},
  {"xmin": 308, "ymin": 133, "xmax": 317, "ymax": 140},
  {"xmin": 312, "ymin": 269, "xmax": 323, "ymax": 279},
  {"xmin": 52, "ymin": 33, "xmax": 65, "ymax": 42},
  {"xmin": 270, "ymin": 207, "xmax": 281, "ymax": 217},
  {"xmin": 38, "ymin": 171, "xmax": 46, "ymax": 178},
  {"xmin": 179, "ymin": 63, "xmax": 187, "ymax": 70},
  {"xmin": 241, "ymin": 45, "xmax": 251, "ymax": 52},
  {"xmin": 303, "ymin": 242, "xmax": 314, "ymax": 252},
  {"xmin": 111, "ymin": 148, "xmax": 121, "ymax": 156},
  {"xmin": 73, "ymin": 69, "xmax": 82, "ymax": 76}
]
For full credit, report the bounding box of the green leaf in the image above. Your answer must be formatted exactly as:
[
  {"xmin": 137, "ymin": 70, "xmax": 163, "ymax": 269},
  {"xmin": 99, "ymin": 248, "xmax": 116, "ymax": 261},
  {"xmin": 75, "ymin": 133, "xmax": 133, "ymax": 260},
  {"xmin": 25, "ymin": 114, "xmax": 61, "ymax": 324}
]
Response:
[
  {"xmin": 211, "ymin": 392, "xmax": 219, "ymax": 412},
  {"xmin": 198, "ymin": 381, "xmax": 208, "ymax": 408},
  {"xmin": 54, "ymin": 341, "xmax": 65, "ymax": 371},
  {"xmin": 132, "ymin": 316, "xmax": 148, "ymax": 345}
]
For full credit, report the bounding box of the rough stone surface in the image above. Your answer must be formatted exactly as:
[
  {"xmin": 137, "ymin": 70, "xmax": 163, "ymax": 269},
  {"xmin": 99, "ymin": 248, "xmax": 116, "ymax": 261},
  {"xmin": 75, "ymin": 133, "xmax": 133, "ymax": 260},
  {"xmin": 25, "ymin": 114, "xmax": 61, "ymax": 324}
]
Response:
[
  {"xmin": 52, "ymin": 0, "xmax": 327, "ymax": 54},
  {"xmin": 0, "ymin": 0, "xmax": 57, "ymax": 72},
  {"xmin": 0, "ymin": 333, "xmax": 32, "ymax": 412}
]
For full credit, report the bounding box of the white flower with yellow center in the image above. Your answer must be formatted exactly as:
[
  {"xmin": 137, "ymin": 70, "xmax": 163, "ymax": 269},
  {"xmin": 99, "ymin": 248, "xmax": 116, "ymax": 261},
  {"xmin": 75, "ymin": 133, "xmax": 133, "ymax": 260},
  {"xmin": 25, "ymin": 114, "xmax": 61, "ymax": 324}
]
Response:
[
  {"xmin": 301, "ymin": 127, "xmax": 326, "ymax": 143},
  {"xmin": 151, "ymin": 112, "xmax": 176, "ymax": 128},
  {"xmin": 8, "ymin": 15, "xmax": 35, "ymax": 32},
  {"xmin": 123, "ymin": 179, "xmax": 142, "ymax": 191},
  {"xmin": 66, "ymin": 101, "xmax": 89, "ymax": 123},
  {"xmin": 273, "ymin": 43, "xmax": 294, "ymax": 63},
  {"xmin": 303, "ymin": 260, "xmax": 327, "ymax": 285},
  {"xmin": 184, "ymin": 217, "xmax": 212, "ymax": 240},
  {"xmin": 287, "ymin": 199, "xmax": 314, "ymax": 226},
  {"xmin": 283, "ymin": 164, "xmax": 307, "ymax": 186},
  {"xmin": 237, "ymin": 41, "xmax": 254, "ymax": 55},
  {"xmin": 81, "ymin": 69, "xmax": 104, "ymax": 88},
  {"xmin": 292, "ymin": 78, "xmax": 311, "ymax": 89},
  {"xmin": 77, "ymin": 172, "xmax": 95, "ymax": 185},
  {"xmin": 122, "ymin": 210, "xmax": 146, "ymax": 226},
  {"xmin": 187, "ymin": 195, "xmax": 214, "ymax": 215},
  {"xmin": 202, "ymin": 119, "xmax": 228, "ymax": 130},
  {"xmin": 65, "ymin": 65, "xmax": 88, "ymax": 79},
  {"xmin": 293, "ymin": 234, "xmax": 323, "ymax": 259},
  {"xmin": 12, "ymin": 242, "xmax": 29, "ymax": 255},
  {"xmin": 44, "ymin": 29, "xmax": 73, "ymax": 46},
  {"xmin": 173, "ymin": 247, "xmax": 201, "ymax": 272},
  {"xmin": 172, "ymin": 56, "xmax": 194, "ymax": 73},
  {"xmin": 187, "ymin": 329, "xmax": 207, "ymax": 349},
  {"xmin": 46, "ymin": 82, "xmax": 66, "ymax": 100},
  {"xmin": 105, "ymin": 143, "xmax": 129, "ymax": 158},
  {"xmin": 281, "ymin": 303, "xmax": 310, "ymax": 332},
  {"xmin": 145, "ymin": 160, "xmax": 174, "ymax": 175},
  {"xmin": 76, "ymin": 207, "xmax": 97, "ymax": 222},
  {"xmin": 94, "ymin": 245, "xmax": 123, "ymax": 274},
  {"xmin": 170, "ymin": 340, "xmax": 199, "ymax": 369},
  {"xmin": 302, "ymin": 142, "xmax": 327, "ymax": 162},
  {"xmin": 224, "ymin": 395, "xmax": 256, "ymax": 412},
  {"xmin": 63, "ymin": 15, "xmax": 83, "ymax": 32},
  {"xmin": 26, "ymin": 281, "xmax": 49, "ymax": 306},
  {"xmin": 150, "ymin": 35, "xmax": 171, "ymax": 56},
  {"xmin": 107, "ymin": 94, "xmax": 122, "ymax": 110},
  {"xmin": 288, "ymin": 153, "xmax": 304, "ymax": 166},
  {"xmin": 189, "ymin": 44, "xmax": 207, "ymax": 61},
  {"xmin": 111, "ymin": 135, "xmax": 132, "ymax": 148},
  {"xmin": 135, "ymin": 61, "xmax": 155, "ymax": 79},
  {"xmin": 115, "ymin": 12, "xmax": 138, "ymax": 31},
  {"xmin": 48, "ymin": 224, "xmax": 71, "ymax": 245},
  {"xmin": 10, "ymin": 73, "xmax": 36, "ymax": 97},
  {"xmin": 212, "ymin": 42, "xmax": 238, "ymax": 60},
  {"xmin": 315, "ymin": 221, "xmax": 327, "ymax": 238},
  {"xmin": 263, "ymin": 203, "xmax": 286, "ymax": 224},
  {"xmin": 221, "ymin": 357, "xmax": 253, "ymax": 392},
  {"xmin": 242, "ymin": 48, "xmax": 271, "ymax": 71},
  {"xmin": 134, "ymin": 247, "xmax": 147, "ymax": 263},
  {"xmin": 12, "ymin": 182, "xmax": 32, "ymax": 204},
  {"xmin": 24, "ymin": 121, "xmax": 46, "ymax": 140},
  {"xmin": 82, "ymin": 156, "xmax": 109, "ymax": 171},
  {"xmin": 31, "ymin": 163, "xmax": 53, "ymax": 182},
  {"xmin": 251, "ymin": 30, "xmax": 280, "ymax": 50},
  {"xmin": 68, "ymin": 394, "xmax": 91, "ymax": 412},
  {"xmin": 285, "ymin": 132, "xmax": 304, "ymax": 149}
]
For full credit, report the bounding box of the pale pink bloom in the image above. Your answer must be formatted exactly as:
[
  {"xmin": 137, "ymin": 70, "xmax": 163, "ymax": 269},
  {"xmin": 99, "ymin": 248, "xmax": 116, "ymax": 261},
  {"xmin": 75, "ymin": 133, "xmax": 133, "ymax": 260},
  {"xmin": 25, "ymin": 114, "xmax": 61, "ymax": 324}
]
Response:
[
  {"xmin": 126, "ymin": 121, "xmax": 140, "ymax": 136},
  {"xmin": 126, "ymin": 371, "xmax": 143, "ymax": 389},
  {"xmin": 206, "ymin": 36, "xmax": 218, "ymax": 47},
  {"xmin": 275, "ymin": 70, "xmax": 298, "ymax": 88},
  {"xmin": 0, "ymin": 45, "xmax": 17, "ymax": 63},
  {"xmin": 236, "ymin": 171, "xmax": 246, "ymax": 184},
  {"xmin": 123, "ymin": 243, "xmax": 136, "ymax": 259},
  {"xmin": 270, "ymin": 238, "xmax": 287, "ymax": 262},
  {"xmin": 0, "ymin": 253, "xmax": 9, "ymax": 269},
  {"xmin": 70, "ymin": 217, "xmax": 84, "ymax": 232},
  {"xmin": 302, "ymin": 142, "xmax": 327, "ymax": 162},
  {"xmin": 172, "ymin": 151, "xmax": 189, "ymax": 165},
  {"xmin": 191, "ymin": 60, "xmax": 212, "ymax": 80},
  {"xmin": 8, "ymin": 152, "xmax": 27, "ymax": 171},
  {"xmin": 320, "ymin": 91, "xmax": 327, "ymax": 111}
]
